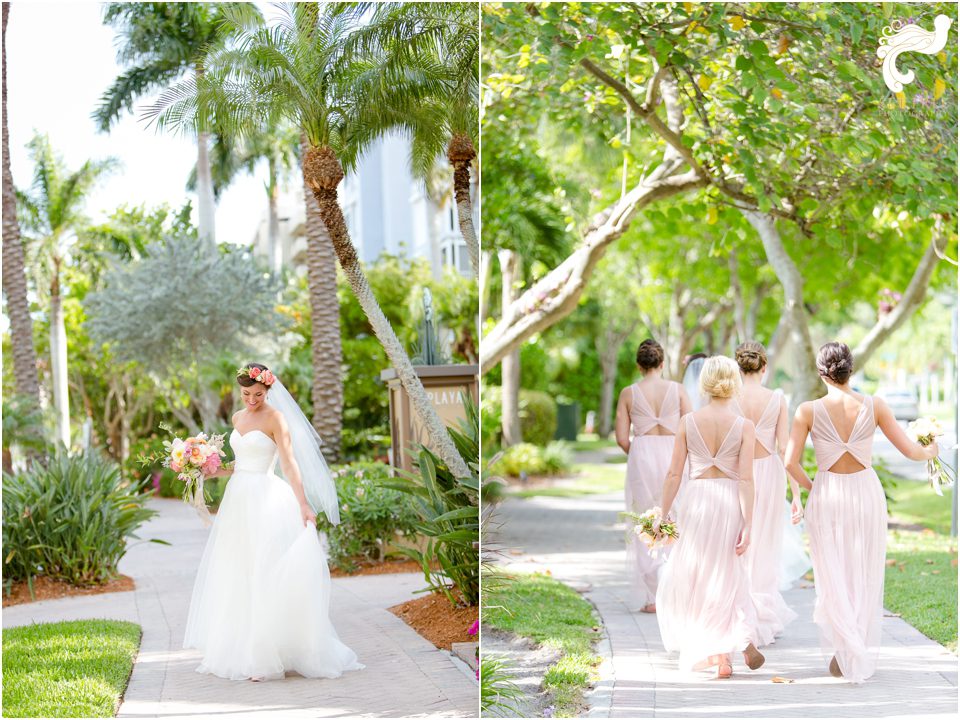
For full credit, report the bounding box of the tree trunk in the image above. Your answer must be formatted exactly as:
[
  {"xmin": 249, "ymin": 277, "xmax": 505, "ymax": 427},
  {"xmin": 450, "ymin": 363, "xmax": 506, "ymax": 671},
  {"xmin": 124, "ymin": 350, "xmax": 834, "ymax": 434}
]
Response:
[
  {"xmin": 763, "ymin": 315, "xmax": 789, "ymax": 386},
  {"xmin": 447, "ymin": 133, "xmax": 478, "ymax": 279},
  {"xmin": 303, "ymin": 146, "xmax": 469, "ymax": 478},
  {"xmin": 303, "ymin": 170, "xmax": 343, "ymax": 462},
  {"xmin": 268, "ymin": 159, "xmax": 282, "ymax": 275},
  {"xmin": 50, "ymin": 264, "xmax": 70, "ymax": 448},
  {"xmin": 740, "ymin": 209, "xmax": 821, "ymax": 412},
  {"xmin": 597, "ymin": 336, "xmax": 622, "ymax": 438},
  {"xmin": 2, "ymin": 4, "xmax": 41, "ymax": 408},
  {"xmin": 479, "ymin": 249, "xmax": 493, "ymax": 323},
  {"xmin": 196, "ymin": 129, "xmax": 216, "ymax": 244},
  {"xmin": 852, "ymin": 229, "xmax": 948, "ymax": 370},
  {"xmin": 499, "ymin": 249, "xmax": 522, "ymax": 447}
]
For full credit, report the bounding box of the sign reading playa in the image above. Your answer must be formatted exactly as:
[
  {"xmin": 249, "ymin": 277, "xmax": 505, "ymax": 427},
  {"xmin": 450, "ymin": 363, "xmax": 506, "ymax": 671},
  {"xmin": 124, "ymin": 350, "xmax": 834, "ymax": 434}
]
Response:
[{"xmin": 876, "ymin": 13, "xmax": 953, "ymax": 106}]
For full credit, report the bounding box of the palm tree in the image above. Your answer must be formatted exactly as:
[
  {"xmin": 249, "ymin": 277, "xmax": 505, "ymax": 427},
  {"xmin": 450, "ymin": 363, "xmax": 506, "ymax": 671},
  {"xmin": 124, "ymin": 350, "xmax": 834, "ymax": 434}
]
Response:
[
  {"xmin": 2, "ymin": 4, "xmax": 42, "ymax": 409},
  {"xmin": 147, "ymin": 3, "xmax": 470, "ymax": 478},
  {"xmin": 94, "ymin": 2, "xmax": 234, "ymax": 244},
  {"xmin": 346, "ymin": 3, "xmax": 479, "ymax": 278},
  {"xmin": 17, "ymin": 134, "xmax": 116, "ymax": 448}
]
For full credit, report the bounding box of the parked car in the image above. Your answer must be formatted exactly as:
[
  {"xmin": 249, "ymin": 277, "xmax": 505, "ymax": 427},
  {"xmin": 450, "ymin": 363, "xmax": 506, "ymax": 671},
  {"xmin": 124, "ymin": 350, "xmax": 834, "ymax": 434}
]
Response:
[{"xmin": 875, "ymin": 387, "xmax": 920, "ymax": 421}]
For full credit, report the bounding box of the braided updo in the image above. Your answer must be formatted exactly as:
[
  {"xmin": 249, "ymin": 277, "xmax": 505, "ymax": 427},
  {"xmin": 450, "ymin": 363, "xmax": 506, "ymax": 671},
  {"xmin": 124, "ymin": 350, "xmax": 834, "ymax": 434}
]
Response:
[
  {"xmin": 735, "ymin": 341, "xmax": 767, "ymax": 374},
  {"xmin": 816, "ymin": 342, "xmax": 854, "ymax": 384}
]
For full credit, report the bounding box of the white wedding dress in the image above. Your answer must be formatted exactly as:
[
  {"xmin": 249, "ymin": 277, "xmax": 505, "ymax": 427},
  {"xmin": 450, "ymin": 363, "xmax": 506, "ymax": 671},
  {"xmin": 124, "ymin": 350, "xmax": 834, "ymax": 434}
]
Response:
[{"xmin": 183, "ymin": 428, "xmax": 363, "ymax": 681}]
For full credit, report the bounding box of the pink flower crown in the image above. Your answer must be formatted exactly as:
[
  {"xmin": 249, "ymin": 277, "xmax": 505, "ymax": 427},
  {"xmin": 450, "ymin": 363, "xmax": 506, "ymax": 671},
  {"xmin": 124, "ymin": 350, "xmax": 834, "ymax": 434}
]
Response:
[{"xmin": 236, "ymin": 366, "xmax": 276, "ymax": 386}]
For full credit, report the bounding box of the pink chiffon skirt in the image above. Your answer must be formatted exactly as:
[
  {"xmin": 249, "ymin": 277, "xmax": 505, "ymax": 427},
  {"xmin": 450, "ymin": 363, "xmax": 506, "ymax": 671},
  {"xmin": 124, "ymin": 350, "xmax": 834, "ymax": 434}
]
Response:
[
  {"xmin": 624, "ymin": 435, "xmax": 674, "ymax": 607},
  {"xmin": 805, "ymin": 467, "xmax": 887, "ymax": 683},
  {"xmin": 744, "ymin": 453, "xmax": 797, "ymax": 646},
  {"xmin": 656, "ymin": 476, "xmax": 757, "ymax": 672}
]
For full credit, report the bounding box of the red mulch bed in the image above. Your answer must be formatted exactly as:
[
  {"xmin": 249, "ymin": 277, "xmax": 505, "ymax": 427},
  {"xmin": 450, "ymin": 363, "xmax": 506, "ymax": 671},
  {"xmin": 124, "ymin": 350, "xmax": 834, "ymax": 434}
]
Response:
[
  {"xmin": 3, "ymin": 574, "xmax": 136, "ymax": 607},
  {"xmin": 389, "ymin": 591, "xmax": 478, "ymax": 651},
  {"xmin": 330, "ymin": 558, "xmax": 425, "ymax": 578}
]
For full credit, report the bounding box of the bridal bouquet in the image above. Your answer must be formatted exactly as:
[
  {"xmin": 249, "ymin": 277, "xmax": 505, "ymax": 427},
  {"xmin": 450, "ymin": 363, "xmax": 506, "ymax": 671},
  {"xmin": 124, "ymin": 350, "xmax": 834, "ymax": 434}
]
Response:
[
  {"xmin": 621, "ymin": 507, "xmax": 679, "ymax": 554},
  {"xmin": 906, "ymin": 416, "xmax": 954, "ymax": 496},
  {"xmin": 153, "ymin": 431, "xmax": 226, "ymax": 524}
]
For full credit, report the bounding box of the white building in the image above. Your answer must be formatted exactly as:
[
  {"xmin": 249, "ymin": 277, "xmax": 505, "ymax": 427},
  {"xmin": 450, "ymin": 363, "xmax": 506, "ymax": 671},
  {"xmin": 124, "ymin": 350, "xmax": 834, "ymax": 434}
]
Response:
[{"xmin": 250, "ymin": 131, "xmax": 476, "ymax": 279}]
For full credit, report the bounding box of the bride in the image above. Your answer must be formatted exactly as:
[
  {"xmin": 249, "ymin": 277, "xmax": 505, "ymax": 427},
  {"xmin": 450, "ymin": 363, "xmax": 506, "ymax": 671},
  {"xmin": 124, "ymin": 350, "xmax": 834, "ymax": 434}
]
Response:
[{"xmin": 183, "ymin": 362, "xmax": 363, "ymax": 681}]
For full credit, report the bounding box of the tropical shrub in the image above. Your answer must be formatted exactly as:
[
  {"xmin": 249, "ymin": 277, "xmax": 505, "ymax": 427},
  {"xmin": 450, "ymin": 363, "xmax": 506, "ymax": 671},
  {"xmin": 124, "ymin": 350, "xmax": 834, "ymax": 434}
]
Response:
[
  {"xmin": 388, "ymin": 396, "xmax": 480, "ymax": 606},
  {"xmin": 490, "ymin": 441, "xmax": 574, "ymax": 478},
  {"xmin": 2, "ymin": 452, "xmax": 160, "ymax": 591},
  {"xmin": 316, "ymin": 462, "xmax": 420, "ymax": 571}
]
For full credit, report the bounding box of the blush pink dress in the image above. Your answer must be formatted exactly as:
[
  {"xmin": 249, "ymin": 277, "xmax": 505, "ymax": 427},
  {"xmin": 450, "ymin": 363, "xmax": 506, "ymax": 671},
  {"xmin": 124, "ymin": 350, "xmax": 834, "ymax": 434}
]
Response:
[
  {"xmin": 656, "ymin": 414, "xmax": 758, "ymax": 672},
  {"xmin": 624, "ymin": 381, "xmax": 681, "ymax": 608},
  {"xmin": 736, "ymin": 390, "xmax": 797, "ymax": 646},
  {"xmin": 805, "ymin": 395, "xmax": 886, "ymax": 683}
]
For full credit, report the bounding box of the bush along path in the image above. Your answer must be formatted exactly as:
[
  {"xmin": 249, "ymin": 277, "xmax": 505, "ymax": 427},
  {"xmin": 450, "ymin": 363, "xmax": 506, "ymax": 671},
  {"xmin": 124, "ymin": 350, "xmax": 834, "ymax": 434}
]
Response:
[
  {"xmin": 2, "ymin": 497, "xmax": 477, "ymax": 718},
  {"xmin": 492, "ymin": 483, "xmax": 958, "ymax": 719}
]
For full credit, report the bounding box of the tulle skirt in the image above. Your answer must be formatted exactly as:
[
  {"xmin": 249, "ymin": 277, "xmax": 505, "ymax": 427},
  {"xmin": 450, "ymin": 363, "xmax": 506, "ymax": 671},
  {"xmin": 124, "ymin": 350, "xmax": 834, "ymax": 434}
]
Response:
[
  {"xmin": 805, "ymin": 467, "xmax": 887, "ymax": 683},
  {"xmin": 744, "ymin": 454, "xmax": 797, "ymax": 646},
  {"xmin": 183, "ymin": 469, "xmax": 363, "ymax": 681},
  {"xmin": 656, "ymin": 477, "xmax": 757, "ymax": 672},
  {"xmin": 625, "ymin": 435, "xmax": 675, "ymax": 607},
  {"xmin": 780, "ymin": 501, "xmax": 812, "ymax": 591}
]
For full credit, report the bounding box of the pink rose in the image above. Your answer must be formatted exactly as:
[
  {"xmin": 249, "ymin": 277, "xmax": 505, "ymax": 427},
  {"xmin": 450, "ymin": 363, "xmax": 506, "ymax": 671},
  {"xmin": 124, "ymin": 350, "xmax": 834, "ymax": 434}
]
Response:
[
  {"xmin": 171, "ymin": 461, "xmax": 182, "ymax": 473},
  {"xmin": 202, "ymin": 454, "xmax": 221, "ymax": 475},
  {"xmin": 249, "ymin": 367, "xmax": 262, "ymax": 378},
  {"xmin": 260, "ymin": 370, "xmax": 275, "ymax": 386}
]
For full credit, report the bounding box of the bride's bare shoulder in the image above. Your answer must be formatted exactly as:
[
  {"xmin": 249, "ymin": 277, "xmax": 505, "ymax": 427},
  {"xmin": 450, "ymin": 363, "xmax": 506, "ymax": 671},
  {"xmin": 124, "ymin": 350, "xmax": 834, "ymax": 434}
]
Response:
[{"xmin": 231, "ymin": 409, "xmax": 244, "ymax": 427}]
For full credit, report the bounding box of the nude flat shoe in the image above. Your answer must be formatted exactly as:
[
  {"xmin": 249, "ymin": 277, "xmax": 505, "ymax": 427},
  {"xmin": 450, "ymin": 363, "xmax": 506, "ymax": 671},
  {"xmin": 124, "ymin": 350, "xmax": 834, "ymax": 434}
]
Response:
[
  {"xmin": 829, "ymin": 656, "xmax": 843, "ymax": 678},
  {"xmin": 743, "ymin": 643, "xmax": 765, "ymax": 670}
]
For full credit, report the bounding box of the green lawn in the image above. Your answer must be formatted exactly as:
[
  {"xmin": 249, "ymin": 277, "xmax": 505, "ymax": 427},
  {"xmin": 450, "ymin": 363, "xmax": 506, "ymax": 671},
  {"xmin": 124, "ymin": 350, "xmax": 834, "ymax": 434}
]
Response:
[
  {"xmin": 484, "ymin": 572, "xmax": 602, "ymax": 718},
  {"xmin": 884, "ymin": 480, "xmax": 957, "ymax": 651},
  {"xmin": 2, "ymin": 619, "xmax": 141, "ymax": 718},
  {"xmin": 569, "ymin": 435, "xmax": 618, "ymax": 453},
  {"xmin": 509, "ymin": 463, "xmax": 624, "ymax": 499}
]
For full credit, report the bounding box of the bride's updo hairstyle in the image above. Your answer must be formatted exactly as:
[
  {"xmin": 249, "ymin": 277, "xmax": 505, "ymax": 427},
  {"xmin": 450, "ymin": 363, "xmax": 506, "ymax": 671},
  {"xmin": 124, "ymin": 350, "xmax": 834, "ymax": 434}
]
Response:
[
  {"xmin": 816, "ymin": 342, "xmax": 854, "ymax": 385},
  {"xmin": 699, "ymin": 356, "xmax": 742, "ymax": 399},
  {"xmin": 636, "ymin": 339, "xmax": 665, "ymax": 370},
  {"xmin": 236, "ymin": 362, "xmax": 275, "ymax": 389},
  {"xmin": 735, "ymin": 341, "xmax": 767, "ymax": 374}
]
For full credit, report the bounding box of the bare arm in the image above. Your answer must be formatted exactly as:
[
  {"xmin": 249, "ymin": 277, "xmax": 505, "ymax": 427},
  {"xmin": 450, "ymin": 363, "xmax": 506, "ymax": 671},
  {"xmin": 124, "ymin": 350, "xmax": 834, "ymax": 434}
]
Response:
[
  {"xmin": 615, "ymin": 387, "xmax": 633, "ymax": 454},
  {"xmin": 735, "ymin": 421, "xmax": 756, "ymax": 556},
  {"xmin": 875, "ymin": 397, "xmax": 939, "ymax": 461},
  {"xmin": 660, "ymin": 420, "xmax": 688, "ymax": 520},
  {"xmin": 271, "ymin": 412, "xmax": 316, "ymax": 526},
  {"xmin": 678, "ymin": 385, "xmax": 693, "ymax": 416},
  {"xmin": 785, "ymin": 403, "xmax": 814, "ymax": 492}
]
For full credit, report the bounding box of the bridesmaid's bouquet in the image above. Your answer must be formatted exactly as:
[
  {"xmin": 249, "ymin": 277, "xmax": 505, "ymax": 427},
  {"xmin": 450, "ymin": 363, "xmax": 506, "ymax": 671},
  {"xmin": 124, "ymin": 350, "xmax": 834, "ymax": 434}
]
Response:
[
  {"xmin": 906, "ymin": 417, "xmax": 954, "ymax": 496},
  {"xmin": 621, "ymin": 507, "xmax": 679, "ymax": 553}
]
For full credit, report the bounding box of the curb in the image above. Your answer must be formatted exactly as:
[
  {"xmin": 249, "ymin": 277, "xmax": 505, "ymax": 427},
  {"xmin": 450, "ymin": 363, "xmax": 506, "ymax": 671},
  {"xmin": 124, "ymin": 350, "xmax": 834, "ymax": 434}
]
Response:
[{"xmin": 582, "ymin": 590, "xmax": 615, "ymax": 719}]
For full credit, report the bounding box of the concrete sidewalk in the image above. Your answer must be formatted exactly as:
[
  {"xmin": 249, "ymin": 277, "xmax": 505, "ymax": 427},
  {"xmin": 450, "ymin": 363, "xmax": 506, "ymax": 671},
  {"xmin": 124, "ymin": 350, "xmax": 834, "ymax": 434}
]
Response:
[
  {"xmin": 3, "ymin": 498, "xmax": 477, "ymax": 719},
  {"xmin": 491, "ymin": 490, "xmax": 958, "ymax": 719}
]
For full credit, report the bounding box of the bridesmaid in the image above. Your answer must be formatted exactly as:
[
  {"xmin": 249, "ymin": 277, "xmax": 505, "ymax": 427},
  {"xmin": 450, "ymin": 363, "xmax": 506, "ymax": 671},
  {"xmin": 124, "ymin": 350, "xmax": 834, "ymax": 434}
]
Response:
[
  {"xmin": 785, "ymin": 342, "xmax": 938, "ymax": 682},
  {"xmin": 733, "ymin": 342, "xmax": 798, "ymax": 646},
  {"xmin": 655, "ymin": 356, "xmax": 764, "ymax": 678},
  {"xmin": 615, "ymin": 339, "xmax": 692, "ymax": 613}
]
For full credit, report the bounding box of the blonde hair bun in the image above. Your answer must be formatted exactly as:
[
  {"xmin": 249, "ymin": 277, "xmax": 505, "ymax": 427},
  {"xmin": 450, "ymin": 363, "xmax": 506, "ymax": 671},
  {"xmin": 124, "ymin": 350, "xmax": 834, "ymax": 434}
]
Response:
[{"xmin": 699, "ymin": 356, "xmax": 742, "ymax": 399}]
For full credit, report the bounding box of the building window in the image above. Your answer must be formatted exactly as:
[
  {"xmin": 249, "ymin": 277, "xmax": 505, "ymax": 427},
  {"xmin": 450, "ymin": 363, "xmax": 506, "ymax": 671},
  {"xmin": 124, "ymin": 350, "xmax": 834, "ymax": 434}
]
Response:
[{"xmin": 440, "ymin": 233, "xmax": 470, "ymax": 277}]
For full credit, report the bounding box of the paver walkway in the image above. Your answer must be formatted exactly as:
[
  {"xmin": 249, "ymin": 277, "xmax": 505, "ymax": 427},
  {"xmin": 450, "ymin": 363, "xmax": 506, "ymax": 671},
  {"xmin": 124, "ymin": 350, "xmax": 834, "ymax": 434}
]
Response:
[
  {"xmin": 492, "ymin": 490, "xmax": 958, "ymax": 718},
  {"xmin": 3, "ymin": 498, "xmax": 477, "ymax": 719}
]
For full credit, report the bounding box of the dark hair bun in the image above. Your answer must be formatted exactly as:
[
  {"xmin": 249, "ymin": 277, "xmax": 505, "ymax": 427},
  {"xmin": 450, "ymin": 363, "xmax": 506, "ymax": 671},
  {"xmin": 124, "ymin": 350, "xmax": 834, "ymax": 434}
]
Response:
[
  {"xmin": 237, "ymin": 362, "xmax": 271, "ymax": 388},
  {"xmin": 636, "ymin": 339, "xmax": 664, "ymax": 370},
  {"xmin": 735, "ymin": 341, "xmax": 767, "ymax": 373},
  {"xmin": 816, "ymin": 342, "xmax": 853, "ymax": 384}
]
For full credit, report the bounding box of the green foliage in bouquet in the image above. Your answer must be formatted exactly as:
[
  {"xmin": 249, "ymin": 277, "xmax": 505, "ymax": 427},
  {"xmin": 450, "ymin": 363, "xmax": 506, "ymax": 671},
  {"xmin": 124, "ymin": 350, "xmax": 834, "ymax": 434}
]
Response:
[
  {"xmin": 386, "ymin": 395, "xmax": 480, "ymax": 606},
  {"xmin": 2, "ymin": 452, "xmax": 163, "ymax": 595},
  {"xmin": 316, "ymin": 462, "xmax": 420, "ymax": 572}
]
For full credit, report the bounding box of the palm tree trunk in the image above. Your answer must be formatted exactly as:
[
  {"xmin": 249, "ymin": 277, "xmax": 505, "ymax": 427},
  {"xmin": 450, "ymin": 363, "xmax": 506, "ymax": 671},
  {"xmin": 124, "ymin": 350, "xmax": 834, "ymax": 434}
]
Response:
[
  {"xmin": 196, "ymin": 129, "xmax": 216, "ymax": 244},
  {"xmin": 268, "ymin": 159, "xmax": 281, "ymax": 275},
  {"xmin": 447, "ymin": 133, "xmax": 478, "ymax": 279},
  {"xmin": 498, "ymin": 249, "xmax": 522, "ymax": 447},
  {"xmin": 50, "ymin": 264, "xmax": 70, "ymax": 448},
  {"xmin": 2, "ymin": 4, "xmax": 41, "ymax": 408},
  {"xmin": 303, "ymin": 145, "xmax": 469, "ymax": 478},
  {"xmin": 303, "ymin": 166, "xmax": 343, "ymax": 463}
]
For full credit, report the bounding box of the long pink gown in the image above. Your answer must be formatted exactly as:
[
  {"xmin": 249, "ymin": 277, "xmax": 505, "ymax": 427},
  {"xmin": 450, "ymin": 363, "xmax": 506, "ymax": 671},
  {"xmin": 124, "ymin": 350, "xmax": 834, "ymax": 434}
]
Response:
[
  {"xmin": 624, "ymin": 382, "xmax": 681, "ymax": 608},
  {"xmin": 737, "ymin": 390, "xmax": 797, "ymax": 646},
  {"xmin": 805, "ymin": 395, "xmax": 886, "ymax": 683},
  {"xmin": 656, "ymin": 414, "xmax": 758, "ymax": 672}
]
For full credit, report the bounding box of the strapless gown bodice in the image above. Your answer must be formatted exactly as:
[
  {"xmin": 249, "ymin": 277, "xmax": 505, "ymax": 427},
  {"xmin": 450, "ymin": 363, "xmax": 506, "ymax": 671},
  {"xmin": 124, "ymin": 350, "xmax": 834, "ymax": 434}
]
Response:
[{"xmin": 231, "ymin": 429, "xmax": 280, "ymax": 474}]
